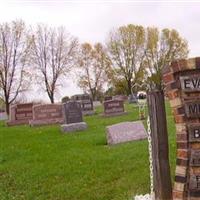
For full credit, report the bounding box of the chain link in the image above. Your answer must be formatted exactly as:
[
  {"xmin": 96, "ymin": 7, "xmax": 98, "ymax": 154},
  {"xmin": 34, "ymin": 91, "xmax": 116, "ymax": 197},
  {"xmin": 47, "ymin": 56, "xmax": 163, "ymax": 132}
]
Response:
[
  {"xmin": 138, "ymin": 99, "xmax": 146, "ymax": 119},
  {"xmin": 147, "ymin": 116, "xmax": 155, "ymax": 200},
  {"xmin": 131, "ymin": 83, "xmax": 154, "ymax": 200}
]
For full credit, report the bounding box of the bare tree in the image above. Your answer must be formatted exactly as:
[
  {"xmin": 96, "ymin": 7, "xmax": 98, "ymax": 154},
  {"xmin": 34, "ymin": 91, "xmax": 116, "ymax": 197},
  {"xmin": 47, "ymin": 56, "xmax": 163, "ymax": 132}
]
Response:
[
  {"xmin": 0, "ymin": 20, "xmax": 31, "ymax": 114},
  {"xmin": 31, "ymin": 25, "xmax": 78, "ymax": 103},
  {"xmin": 77, "ymin": 43, "xmax": 111, "ymax": 100}
]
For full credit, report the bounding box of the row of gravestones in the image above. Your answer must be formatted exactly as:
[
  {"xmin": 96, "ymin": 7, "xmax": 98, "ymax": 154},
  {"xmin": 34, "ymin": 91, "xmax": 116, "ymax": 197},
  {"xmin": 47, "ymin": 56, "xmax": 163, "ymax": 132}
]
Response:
[
  {"xmin": 6, "ymin": 95, "xmax": 148, "ymax": 147},
  {"xmin": 7, "ymin": 97, "xmax": 127, "ymax": 127},
  {"xmin": 7, "ymin": 94, "xmax": 135, "ymax": 126},
  {"xmin": 7, "ymin": 101, "xmax": 87, "ymax": 133}
]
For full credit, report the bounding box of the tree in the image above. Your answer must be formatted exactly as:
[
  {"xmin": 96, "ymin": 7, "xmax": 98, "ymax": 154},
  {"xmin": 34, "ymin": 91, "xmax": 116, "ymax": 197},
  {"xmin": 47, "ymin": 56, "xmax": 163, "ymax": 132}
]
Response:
[
  {"xmin": 107, "ymin": 24, "xmax": 146, "ymax": 95},
  {"xmin": 31, "ymin": 25, "xmax": 78, "ymax": 103},
  {"xmin": 145, "ymin": 27, "xmax": 188, "ymax": 89},
  {"xmin": 77, "ymin": 43, "xmax": 111, "ymax": 100},
  {"xmin": 0, "ymin": 20, "xmax": 31, "ymax": 114}
]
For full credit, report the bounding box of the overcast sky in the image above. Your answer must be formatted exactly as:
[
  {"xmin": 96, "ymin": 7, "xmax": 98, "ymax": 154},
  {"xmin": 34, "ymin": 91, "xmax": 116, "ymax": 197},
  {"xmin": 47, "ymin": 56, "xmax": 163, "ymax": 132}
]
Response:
[{"xmin": 0, "ymin": 0, "xmax": 200, "ymax": 101}]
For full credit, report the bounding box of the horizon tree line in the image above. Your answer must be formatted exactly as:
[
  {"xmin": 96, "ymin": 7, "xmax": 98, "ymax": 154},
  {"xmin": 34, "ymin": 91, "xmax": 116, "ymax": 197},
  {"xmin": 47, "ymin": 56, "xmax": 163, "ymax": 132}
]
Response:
[{"xmin": 0, "ymin": 20, "xmax": 188, "ymax": 114}]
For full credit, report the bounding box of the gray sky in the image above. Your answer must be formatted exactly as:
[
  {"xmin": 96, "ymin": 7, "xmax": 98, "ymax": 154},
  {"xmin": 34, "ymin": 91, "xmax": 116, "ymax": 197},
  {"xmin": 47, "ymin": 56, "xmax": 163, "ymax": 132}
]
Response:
[{"xmin": 0, "ymin": 0, "xmax": 200, "ymax": 101}]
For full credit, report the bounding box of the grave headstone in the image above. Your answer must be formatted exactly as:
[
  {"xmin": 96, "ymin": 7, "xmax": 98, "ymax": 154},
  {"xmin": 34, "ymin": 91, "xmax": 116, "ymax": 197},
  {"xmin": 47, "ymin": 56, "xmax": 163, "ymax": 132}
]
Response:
[
  {"xmin": 104, "ymin": 96, "xmax": 112, "ymax": 101},
  {"xmin": 163, "ymin": 57, "xmax": 200, "ymax": 199},
  {"xmin": 61, "ymin": 101, "xmax": 87, "ymax": 133},
  {"xmin": 7, "ymin": 103, "xmax": 33, "ymax": 126},
  {"xmin": 106, "ymin": 121, "xmax": 147, "ymax": 145},
  {"xmin": 128, "ymin": 93, "xmax": 138, "ymax": 104},
  {"xmin": 113, "ymin": 95, "xmax": 128, "ymax": 102},
  {"xmin": 81, "ymin": 98, "xmax": 94, "ymax": 115},
  {"xmin": 30, "ymin": 104, "xmax": 64, "ymax": 126},
  {"xmin": 103, "ymin": 99, "xmax": 126, "ymax": 117},
  {"xmin": 71, "ymin": 94, "xmax": 94, "ymax": 115}
]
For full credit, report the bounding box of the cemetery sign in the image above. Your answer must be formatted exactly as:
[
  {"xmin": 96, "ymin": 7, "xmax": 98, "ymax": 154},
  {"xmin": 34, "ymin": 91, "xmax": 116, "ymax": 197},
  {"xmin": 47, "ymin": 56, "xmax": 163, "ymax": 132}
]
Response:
[{"xmin": 163, "ymin": 57, "xmax": 200, "ymax": 199}]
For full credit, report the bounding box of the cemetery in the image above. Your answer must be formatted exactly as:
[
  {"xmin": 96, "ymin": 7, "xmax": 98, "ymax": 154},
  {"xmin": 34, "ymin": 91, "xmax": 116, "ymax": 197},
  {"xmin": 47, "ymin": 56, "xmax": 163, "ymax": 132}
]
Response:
[
  {"xmin": 0, "ymin": 102, "xmax": 155, "ymax": 200},
  {"xmin": 2, "ymin": 57, "xmax": 200, "ymax": 200},
  {"xmin": 0, "ymin": 93, "xmax": 173, "ymax": 200},
  {"xmin": 0, "ymin": 3, "xmax": 200, "ymax": 200}
]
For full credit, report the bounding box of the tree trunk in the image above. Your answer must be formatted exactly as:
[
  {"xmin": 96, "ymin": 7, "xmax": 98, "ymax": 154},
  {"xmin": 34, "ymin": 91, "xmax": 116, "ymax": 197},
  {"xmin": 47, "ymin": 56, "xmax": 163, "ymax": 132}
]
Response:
[
  {"xmin": 90, "ymin": 88, "xmax": 96, "ymax": 101},
  {"xmin": 49, "ymin": 93, "xmax": 55, "ymax": 104},
  {"xmin": 5, "ymin": 100, "xmax": 10, "ymax": 115},
  {"xmin": 127, "ymin": 79, "xmax": 132, "ymax": 95}
]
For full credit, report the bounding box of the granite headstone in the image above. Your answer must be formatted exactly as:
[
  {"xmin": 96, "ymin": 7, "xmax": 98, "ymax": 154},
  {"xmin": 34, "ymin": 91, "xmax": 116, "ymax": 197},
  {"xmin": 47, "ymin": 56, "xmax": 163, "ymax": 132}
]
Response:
[
  {"xmin": 7, "ymin": 103, "xmax": 34, "ymax": 126},
  {"xmin": 63, "ymin": 101, "xmax": 83, "ymax": 124},
  {"xmin": 103, "ymin": 99, "xmax": 126, "ymax": 117},
  {"xmin": 71, "ymin": 94, "xmax": 94, "ymax": 115},
  {"xmin": 30, "ymin": 104, "xmax": 64, "ymax": 126},
  {"xmin": 104, "ymin": 96, "xmax": 112, "ymax": 101},
  {"xmin": 106, "ymin": 121, "xmax": 147, "ymax": 145},
  {"xmin": 61, "ymin": 101, "xmax": 87, "ymax": 133}
]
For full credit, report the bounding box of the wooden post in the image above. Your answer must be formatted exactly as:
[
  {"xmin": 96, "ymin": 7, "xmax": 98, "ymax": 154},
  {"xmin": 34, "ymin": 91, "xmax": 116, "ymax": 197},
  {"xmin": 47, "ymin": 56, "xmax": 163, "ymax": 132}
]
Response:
[{"xmin": 147, "ymin": 90, "xmax": 172, "ymax": 200}]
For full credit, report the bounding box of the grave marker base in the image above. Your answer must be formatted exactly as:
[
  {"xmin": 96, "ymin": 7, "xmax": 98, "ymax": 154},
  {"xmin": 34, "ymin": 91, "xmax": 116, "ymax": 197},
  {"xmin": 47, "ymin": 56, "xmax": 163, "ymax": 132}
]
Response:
[
  {"xmin": 30, "ymin": 118, "xmax": 64, "ymax": 127},
  {"xmin": 61, "ymin": 122, "xmax": 87, "ymax": 133},
  {"xmin": 101, "ymin": 111, "xmax": 127, "ymax": 117},
  {"xmin": 7, "ymin": 119, "xmax": 30, "ymax": 126},
  {"xmin": 82, "ymin": 110, "xmax": 95, "ymax": 116}
]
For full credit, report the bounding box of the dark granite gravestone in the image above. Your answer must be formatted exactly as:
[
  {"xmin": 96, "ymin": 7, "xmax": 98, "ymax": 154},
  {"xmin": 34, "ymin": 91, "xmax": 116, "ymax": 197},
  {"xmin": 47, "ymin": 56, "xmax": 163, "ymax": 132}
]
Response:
[
  {"xmin": 63, "ymin": 101, "xmax": 82, "ymax": 124},
  {"xmin": 103, "ymin": 99, "xmax": 126, "ymax": 117},
  {"xmin": 71, "ymin": 94, "xmax": 94, "ymax": 115},
  {"xmin": 81, "ymin": 99, "xmax": 94, "ymax": 115},
  {"xmin": 61, "ymin": 101, "xmax": 87, "ymax": 133},
  {"xmin": 106, "ymin": 121, "xmax": 147, "ymax": 145}
]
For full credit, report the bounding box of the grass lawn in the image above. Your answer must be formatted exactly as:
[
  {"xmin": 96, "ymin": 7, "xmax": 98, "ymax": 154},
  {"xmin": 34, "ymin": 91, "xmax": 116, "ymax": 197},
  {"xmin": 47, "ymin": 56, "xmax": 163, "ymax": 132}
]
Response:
[{"xmin": 0, "ymin": 103, "xmax": 176, "ymax": 200}]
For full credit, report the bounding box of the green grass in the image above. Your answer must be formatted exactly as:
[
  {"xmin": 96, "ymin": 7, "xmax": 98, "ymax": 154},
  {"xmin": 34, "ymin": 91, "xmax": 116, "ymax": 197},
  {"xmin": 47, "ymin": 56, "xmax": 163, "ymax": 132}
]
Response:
[{"xmin": 0, "ymin": 103, "xmax": 176, "ymax": 200}]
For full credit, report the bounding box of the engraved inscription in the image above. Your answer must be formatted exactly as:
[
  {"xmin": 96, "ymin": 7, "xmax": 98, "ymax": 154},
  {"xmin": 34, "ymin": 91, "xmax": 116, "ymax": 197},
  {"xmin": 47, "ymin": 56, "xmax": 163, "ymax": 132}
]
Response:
[
  {"xmin": 185, "ymin": 101, "xmax": 200, "ymax": 118},
  {"xmin": 188, "ymin": 125, "xmax": 200, "ymax": 142},
  {"xmin": 190, "ymin": 150, "xmax": 200, "ymax": 166},
  {"xmin": 63, "ymin": 101, "xmax": 83, "ymax": 124},
  {"xmin": 82, "ymin": 100, "xmax": 93, "ymax": 111},
  {"xmin": 189, "ymin": 175, "xmax": 200, "ymax": 190},
  {"xmin": 104, "ymin": 100, "xmax": 124, "ymax": 115},
  {"xmin": 180, "ymin": 75, "xmax": 200, "ymax": 92}
]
